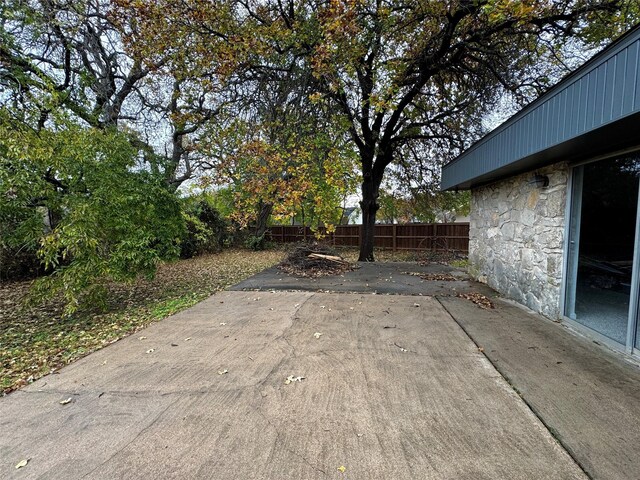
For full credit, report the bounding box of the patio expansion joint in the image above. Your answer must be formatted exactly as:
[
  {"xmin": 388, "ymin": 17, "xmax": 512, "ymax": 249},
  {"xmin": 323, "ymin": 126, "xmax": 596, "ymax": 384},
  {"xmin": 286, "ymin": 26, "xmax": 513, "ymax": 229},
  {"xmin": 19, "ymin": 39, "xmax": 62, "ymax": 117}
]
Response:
[{"xmin": 434, "ymin": 296, "xmax": 594, "ymax": 480}]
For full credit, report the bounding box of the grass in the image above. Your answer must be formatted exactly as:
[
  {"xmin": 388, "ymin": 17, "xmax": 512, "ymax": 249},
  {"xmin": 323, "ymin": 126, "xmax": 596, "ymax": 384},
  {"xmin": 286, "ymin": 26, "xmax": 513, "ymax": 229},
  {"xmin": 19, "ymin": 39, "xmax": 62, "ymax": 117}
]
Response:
[{"xmin": 0, "ymin": 248, "xmax": 282, "ymax": 395}]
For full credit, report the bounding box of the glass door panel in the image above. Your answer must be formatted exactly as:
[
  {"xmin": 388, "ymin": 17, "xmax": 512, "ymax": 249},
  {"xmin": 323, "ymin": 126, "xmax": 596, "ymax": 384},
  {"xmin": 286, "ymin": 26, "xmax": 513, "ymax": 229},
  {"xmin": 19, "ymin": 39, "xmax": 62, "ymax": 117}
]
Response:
[{"xmin": 565, "ymin": 155, "xmax": 640, "ymax": 345}]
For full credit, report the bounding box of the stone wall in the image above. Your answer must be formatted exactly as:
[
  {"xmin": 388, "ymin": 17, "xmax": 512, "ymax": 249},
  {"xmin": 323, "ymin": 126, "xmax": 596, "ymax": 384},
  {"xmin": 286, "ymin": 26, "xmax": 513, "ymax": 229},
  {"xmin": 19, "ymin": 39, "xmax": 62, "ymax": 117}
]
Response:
[{"xmin": 469, "ymin": 162, "xmax": 569, "ymax": 318}]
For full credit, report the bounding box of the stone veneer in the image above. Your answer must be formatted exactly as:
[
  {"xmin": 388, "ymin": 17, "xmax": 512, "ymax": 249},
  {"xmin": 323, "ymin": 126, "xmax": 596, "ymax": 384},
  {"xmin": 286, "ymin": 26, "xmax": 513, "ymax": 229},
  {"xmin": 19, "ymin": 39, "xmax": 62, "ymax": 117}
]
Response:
[{"xmin": 469, "ymin": 162, "xmax": 569, "ymax": 319}]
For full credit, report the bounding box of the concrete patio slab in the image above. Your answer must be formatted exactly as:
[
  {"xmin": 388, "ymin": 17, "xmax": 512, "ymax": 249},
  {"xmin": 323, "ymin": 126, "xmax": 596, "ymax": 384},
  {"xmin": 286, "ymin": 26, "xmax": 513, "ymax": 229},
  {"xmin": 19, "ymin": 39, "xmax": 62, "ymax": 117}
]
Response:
[
  {"xmin": 439, "ymin": 295, "xmax": 640, "ymax": 480},
  {"xmin": 0, "ymin": 291, "xmax": 584, "ymax": 479}
]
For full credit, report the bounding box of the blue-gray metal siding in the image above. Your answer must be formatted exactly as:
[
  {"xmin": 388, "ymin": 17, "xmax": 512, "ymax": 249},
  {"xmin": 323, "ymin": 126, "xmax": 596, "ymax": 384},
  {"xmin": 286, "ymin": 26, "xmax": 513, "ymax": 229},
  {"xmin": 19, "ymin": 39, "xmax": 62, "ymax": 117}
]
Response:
[{"xmin": 442, "ymin": 26, "xmax": 640, "ymax": 190}]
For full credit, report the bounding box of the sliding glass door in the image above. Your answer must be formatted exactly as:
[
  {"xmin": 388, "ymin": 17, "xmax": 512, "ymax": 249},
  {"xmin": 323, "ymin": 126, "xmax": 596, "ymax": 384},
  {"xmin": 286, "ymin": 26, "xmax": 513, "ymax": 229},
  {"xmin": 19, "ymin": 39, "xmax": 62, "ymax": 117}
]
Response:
[{"xmin": 565, "ymin": 153, "xmax": 640, "ymax": 349}]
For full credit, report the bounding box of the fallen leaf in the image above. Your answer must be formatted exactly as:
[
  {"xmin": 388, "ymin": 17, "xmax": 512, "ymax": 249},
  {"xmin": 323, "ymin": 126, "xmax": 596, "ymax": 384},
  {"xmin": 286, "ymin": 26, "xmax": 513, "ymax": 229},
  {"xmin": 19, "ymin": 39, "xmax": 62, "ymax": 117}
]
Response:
[
  {"xmin": 59, "ymin": 397, "xmax": 72, "ymax": 405},
  {"xmin": 218, "ymin": 369, "xmax": 228, "ymax": 375},
  {"xmin": 220, "ymin": 322, "xmax": 227, "ymax": 326},
  {"xmin": 146, "ymin": 349, "xmax": 155, "ymax": 354},
  {"xmin": 413, "ymin": 303, "xmax": 420, "ymax": 307},
  {"xmin": 15, "ymin": 459, "xmax": 29, "ymax": 469},
  {"xmin": 184, "ymin": 337, "xmax": 192, "ymax": 341},
  {"xmin": 171, "ymin": 343, "xmax": 178, "ymax": 347},
  {"xmin": 284, "ymin": 375, "xmax": 305, "ymax": 385},
  {"xmin": 139, "ymin": 336, "xmax": 147, "ymax": 340},
  {"xmin": 338, "ymin": 465, "xmax": 346, "ymax": 473},
  {"xmin": 313, "ymin": 332, "xmax": 323, "ymax": 339}
]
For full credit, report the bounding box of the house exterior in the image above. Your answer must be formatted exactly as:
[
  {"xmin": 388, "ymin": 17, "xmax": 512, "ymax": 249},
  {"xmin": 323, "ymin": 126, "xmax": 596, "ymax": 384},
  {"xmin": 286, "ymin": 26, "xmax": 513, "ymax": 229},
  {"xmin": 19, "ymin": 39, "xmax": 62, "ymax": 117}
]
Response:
[{"xmin": 441, "ymin": 24, "xmax": 640, "ymax": 356}]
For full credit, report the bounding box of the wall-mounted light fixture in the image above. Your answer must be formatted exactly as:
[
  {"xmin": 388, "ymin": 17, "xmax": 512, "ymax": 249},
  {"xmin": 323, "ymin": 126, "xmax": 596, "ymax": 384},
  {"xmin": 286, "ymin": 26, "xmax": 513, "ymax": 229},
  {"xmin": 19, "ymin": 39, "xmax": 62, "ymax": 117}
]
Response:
[{"xmin": 529, "ymin": 174, "xmax": 549, "ymax": 188}]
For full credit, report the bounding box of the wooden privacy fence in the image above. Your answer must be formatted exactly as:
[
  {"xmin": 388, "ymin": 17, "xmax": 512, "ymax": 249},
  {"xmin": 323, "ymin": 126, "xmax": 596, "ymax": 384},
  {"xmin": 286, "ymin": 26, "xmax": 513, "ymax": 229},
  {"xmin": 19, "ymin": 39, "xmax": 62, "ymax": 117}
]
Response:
[{"xmin": 267, "ymin": 223, "xmax": 470, "ymax": 253}]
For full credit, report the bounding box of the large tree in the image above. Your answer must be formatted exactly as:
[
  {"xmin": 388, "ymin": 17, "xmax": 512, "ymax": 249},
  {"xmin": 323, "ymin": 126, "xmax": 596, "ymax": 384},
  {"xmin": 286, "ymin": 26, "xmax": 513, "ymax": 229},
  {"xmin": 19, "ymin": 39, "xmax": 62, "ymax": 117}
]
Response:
[
  {"xmin": 121, "ymin": 0, "xmax": 637, "ymax": 260},
  {"xmin": 195, "ymin": 68, "xmax": 358, "ymax": 238},
  {"xmin": 0, "ymin": 0, "xmax": 222, "ymax": 190},
  {"xmin": 115, "ymin": 0, "xmax": 359, "ymax": 236},
  {"xmin": 293, "ymin": 0, "xmax": 638, "ymax": 260},
  {"xmin": 0, "ymin": 109, "xmax": 184, "ymax": 310},
  {"xmin": 0, "ymin": 0, "xmax": 222, "ymax": 306}
]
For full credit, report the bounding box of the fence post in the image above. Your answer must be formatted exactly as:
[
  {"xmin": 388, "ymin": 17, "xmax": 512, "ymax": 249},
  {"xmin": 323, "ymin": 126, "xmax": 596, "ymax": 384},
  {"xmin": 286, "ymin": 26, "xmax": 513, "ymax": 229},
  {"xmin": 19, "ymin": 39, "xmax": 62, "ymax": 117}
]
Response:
[
  {"xmin": 392, "ymin": 224, "xmax": 397, "ymax": 251},
  {"xmin": 433, "ymin": 223, "xmax": 438, "ymax": 251}
]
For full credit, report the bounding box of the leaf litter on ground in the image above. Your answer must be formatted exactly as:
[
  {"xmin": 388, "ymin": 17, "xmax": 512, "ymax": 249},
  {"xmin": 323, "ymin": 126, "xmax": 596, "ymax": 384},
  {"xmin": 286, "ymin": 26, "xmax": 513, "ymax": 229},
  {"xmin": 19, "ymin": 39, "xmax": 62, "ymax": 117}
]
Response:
[
  {"xmin": 457, "ymin": 292, "xmax": 494, "ymax": 309},
  {"xmin": 0, "ymin": 249, "xmax": 282, "ymax": 395},
  {"xmin": 403, "ymin": 272, "xmax": 461, "ymax": 281}
]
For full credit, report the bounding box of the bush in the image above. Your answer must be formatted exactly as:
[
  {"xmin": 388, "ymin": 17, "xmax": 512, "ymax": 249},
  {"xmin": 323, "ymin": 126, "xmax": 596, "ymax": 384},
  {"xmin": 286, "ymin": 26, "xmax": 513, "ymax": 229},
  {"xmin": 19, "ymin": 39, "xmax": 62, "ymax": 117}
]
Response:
[
  {"xmin": 244, "ymin": 233, "xmax": 267, "ymax": 251},
  {"xmin": 0, "ymin": 209, "xmax": 44, "ymax": 280},
  {"xmin": 0, "ymin": 245, "xmax": 42, "ymax": 280},
  {"xmin": 1, "ymin": 116, "xmax": 186, "ymax": 313},
  {"xmin": 180, "ymin": 197, "xmax": 229, "ymax": 258}
]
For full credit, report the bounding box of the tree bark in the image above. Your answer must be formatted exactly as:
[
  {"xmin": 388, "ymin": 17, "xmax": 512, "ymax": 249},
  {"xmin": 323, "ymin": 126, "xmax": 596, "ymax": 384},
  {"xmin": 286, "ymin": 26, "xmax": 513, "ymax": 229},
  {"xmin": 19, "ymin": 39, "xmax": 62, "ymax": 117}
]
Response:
[
  {"xmin": 254, "ymin": 201, "xmax": 273, "ymax": 238},
  {"xmin": 358, "ymin": 175, "xmax": 380, "ymax": 262}
]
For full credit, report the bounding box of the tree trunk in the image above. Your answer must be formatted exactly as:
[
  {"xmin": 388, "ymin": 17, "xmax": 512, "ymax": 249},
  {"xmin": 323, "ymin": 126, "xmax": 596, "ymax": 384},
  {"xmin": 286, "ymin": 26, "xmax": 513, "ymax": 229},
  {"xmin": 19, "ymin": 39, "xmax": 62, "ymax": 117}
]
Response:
[
  {"xmin": 254, "ymin": 201, "xmax": 273, "ymax": 238},
  {"xmin": 358, "ymin": 176, "xmax": 380, "ymax": 261}
]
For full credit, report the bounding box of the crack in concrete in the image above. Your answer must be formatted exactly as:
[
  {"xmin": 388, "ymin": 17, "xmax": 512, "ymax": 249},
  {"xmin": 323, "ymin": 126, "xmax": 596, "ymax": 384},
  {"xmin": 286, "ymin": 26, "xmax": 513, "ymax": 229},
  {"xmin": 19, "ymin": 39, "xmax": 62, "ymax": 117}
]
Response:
[
  {"xmin": 279, "ymin": 294, "xmax": 316, "ymax": 359},
  {"xmin": 244, "ymin": 295, "xmax": 329, "ymax": 477},
  {"xmin": 18, "ymin": 388, "xmax": 205, "ymax": 399},
  {"xmin": 249, "ymin": 294, "xmax": 315, "ymax": 399}
]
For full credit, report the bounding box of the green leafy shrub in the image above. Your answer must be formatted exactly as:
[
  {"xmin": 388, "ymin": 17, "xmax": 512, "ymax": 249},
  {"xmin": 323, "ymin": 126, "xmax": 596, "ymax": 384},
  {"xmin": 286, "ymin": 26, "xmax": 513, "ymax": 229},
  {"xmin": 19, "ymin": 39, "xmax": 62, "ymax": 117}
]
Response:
[
  {"xmin": 0, "ymin": 112, "xmax": 185, "ymax": 313},
  {"xmin": 245, "ymin": 233, "xmax": 268, "ymax": 251},
  {"xmin": 180, "ymin": 196, "xmax": 229, "ymax": 258},
  {"xmin": 0, "ymin": 209, "xmax": 45, "ymax": 280}
]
